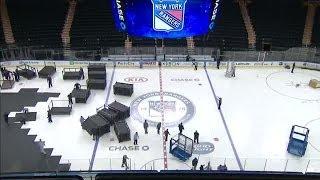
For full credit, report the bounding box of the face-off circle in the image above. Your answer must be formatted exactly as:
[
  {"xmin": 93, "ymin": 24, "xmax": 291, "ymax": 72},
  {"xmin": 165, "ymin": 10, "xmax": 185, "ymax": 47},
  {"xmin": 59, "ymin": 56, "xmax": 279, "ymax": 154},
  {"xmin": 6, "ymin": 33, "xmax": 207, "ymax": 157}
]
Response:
[
  {"xmin": 130, "ymin": 92, "xmax": 196, "ymax": 127},
  {"xmin": 266, "ymin": 71, "xmax": 320, "ymax": 101},
  {"xmin": 305, "ymin": 119, "xmax": 320, "ymax": 153}
]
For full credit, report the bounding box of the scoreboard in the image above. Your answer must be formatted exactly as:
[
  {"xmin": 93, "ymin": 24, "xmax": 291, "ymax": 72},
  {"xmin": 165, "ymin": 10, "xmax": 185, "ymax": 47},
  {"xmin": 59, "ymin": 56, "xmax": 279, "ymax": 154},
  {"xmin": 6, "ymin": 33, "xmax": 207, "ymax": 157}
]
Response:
[{"xmin": 112, "ymin": 0, "xmax": 221, "ymax": 38}]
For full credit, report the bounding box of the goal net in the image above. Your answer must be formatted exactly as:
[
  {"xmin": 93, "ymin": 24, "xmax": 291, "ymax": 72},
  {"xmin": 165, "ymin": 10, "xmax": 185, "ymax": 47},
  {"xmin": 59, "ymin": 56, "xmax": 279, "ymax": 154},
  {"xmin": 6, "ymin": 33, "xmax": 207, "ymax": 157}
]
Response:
[{"xmin": 225, "ymin": 61, "xmax": 235, "ymax": 78}]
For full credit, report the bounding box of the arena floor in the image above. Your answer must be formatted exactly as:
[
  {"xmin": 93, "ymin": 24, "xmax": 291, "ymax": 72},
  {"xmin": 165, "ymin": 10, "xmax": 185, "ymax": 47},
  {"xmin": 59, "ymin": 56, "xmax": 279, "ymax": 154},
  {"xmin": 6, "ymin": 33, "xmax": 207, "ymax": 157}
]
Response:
[{"xmin": 1, "ymin": 65, "xmax": 320, "ymax": 172}]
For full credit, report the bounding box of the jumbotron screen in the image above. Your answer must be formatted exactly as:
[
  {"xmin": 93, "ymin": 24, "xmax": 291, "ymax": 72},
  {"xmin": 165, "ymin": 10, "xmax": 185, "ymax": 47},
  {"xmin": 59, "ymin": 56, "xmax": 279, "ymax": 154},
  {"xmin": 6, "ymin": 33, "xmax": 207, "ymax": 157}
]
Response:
[{"xmin": 112, "ymin": 0, "xmax": 221, "ymax": 38}]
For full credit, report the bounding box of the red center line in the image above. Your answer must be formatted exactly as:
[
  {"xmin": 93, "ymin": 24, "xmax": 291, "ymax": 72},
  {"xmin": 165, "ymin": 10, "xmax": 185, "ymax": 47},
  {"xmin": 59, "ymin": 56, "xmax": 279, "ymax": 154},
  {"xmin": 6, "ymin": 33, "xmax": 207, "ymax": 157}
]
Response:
[{"xmin": 159, "ymin": 65, "xmax": 168, "ymax": 170}]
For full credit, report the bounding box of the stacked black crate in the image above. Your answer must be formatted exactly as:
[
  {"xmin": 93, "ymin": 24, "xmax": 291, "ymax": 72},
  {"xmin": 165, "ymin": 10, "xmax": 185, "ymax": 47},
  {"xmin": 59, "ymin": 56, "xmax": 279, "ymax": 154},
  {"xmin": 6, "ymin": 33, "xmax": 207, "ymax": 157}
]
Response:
[{"xmin": 87, "ymin": 64, "xmax": 107, "ymax": 89}]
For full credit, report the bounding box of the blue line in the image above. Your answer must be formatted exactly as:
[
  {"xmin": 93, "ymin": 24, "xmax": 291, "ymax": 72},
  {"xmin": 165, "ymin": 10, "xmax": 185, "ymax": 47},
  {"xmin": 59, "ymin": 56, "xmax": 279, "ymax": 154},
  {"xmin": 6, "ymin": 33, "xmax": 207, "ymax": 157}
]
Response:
[
  {"xmin": 89, "ymin": 137, "xmax": 100, "ymax": 170},
  {"xmin": 89, "ymin": 66, "xmax": 116, "ymax": 171},
  {"xmin": 204, "ymin": 67, "xmax": 244, "ymax": 171},
  {"xmin": 105, "ymin": 66, "xmax": 116, "ymax": 106}
]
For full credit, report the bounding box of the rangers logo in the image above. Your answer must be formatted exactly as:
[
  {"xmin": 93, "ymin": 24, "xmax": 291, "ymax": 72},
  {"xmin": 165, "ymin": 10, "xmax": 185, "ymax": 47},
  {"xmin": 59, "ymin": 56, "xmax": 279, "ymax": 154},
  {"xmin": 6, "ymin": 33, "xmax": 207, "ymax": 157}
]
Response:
[
  {"xmin": 149, "ymin": 101, "xmax": 176, "ymax": 117},
  {"xmin": 130, "ymin": 92, "xmax": 195, "ymax": 127},
  {"xmin": 151, "ymin": 0, "xmax": 187, "ymax": 31}
]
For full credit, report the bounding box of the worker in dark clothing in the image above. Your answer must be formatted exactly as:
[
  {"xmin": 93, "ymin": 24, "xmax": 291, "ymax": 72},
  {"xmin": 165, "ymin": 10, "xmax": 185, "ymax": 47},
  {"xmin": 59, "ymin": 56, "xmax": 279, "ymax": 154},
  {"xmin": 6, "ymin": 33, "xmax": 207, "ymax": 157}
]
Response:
[
  {"xmin": 47, "ymin": 76, "xmax": 53, "ymax": 88},
  {"xmin": 68, "ymin": 93, "xmax": 73, "ymax": 105},
  {"xmin": 217, "ymin": 164, "xmax": 228, "ymax": 171},
  {"xmin": 194, "ymin": 130, "xmax": 199, "ymax": 144},
  {"xmin": 4, "ymin": 70, "xmax": 10, "ymax": 80},
  {"xmin": 80, "ymin": 67, "xmax": 84, "ymax": 79},
  {"xmin": 178, "ymin": 123, "xmax": 184, "ymax": 134},
  {"xmin": 192, "ymin": 157, "xmax": 198, "ymax": 170},
  {"xmin": 13, "ymin": 71, "xmax": 19, "ymax": 82},
  {"xmin": 217, "ymin": 58, "xmax": 221, "ymax": 69},
  {"xmin": 194, "ymin": 63, "xmax": 198, "ymax": 70},
  {"xmin": 0, "ymin": 67, "xmax": 5, "ymax": 78},
  {"xmin": 133, "ymin": 132, "xmax": 139, "ymax": 145},
  {"xmin": 199, "ymin": 165, "xmax": 204, "ymax": 171},
  {"xmin": 47, "ymin": 110, "xmax": 52, "ymax": 123},
  {"xmin": 143, "ymin": 120, "xmax": 149, "ymax": 134},
  {"xmin": 291, "ymin": 62, "xmax": 296, "ymax": 73},
  {"xmin": 74, "ymin": 82, "xmax": 81, "ymax": 90},
  {"xmin": 15, "ymin": 68, "xmax": 20, "ymax": 81},
  {"xmin": 218, "ymin": 97, "xmax": 222, "ymax": 110},
  {"xmin": 156, "ymin": 122, "xmax": 161, "ymax": 134},
  {"xmin": 121, "ymin": 155, "xmax": 129, "ymax": 170},
  {"xmin": 4, "ymin": 113, "xmax": 9, "ymax": 125},
  {"xmin": 164, "ymin": 129, "xmax": 170, "ymax": 142},
  {"xmin": 186, "ymin": 55, "xmax": 190, "ymax": 61}
]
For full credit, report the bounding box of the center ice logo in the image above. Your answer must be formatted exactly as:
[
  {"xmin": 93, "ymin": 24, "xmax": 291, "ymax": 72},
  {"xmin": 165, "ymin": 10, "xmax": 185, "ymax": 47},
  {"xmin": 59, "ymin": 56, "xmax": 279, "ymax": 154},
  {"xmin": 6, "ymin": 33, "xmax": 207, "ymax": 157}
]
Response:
[
  {"xmin": 130, "ymin": 92, "xmax": 195, "ymax": 127},
  {"xmin": 151, "ymin": 0, "xmax": 187, "ymax": 31},
  {"xmin": 149, "ymin": 101, "xmax": 176, "ymax": 117}
]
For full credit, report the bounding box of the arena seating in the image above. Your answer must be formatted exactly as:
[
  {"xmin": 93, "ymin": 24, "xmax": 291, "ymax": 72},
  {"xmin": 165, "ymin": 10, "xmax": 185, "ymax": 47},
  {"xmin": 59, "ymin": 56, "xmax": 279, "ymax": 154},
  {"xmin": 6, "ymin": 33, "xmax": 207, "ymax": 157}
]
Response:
[
  {"xmin": 132, "ymin": 38, "xmax": 187, "ymax": 48},
  {"xmin": 6, "ymin": 0, "xmax": 68, "ymax": 49},
  {"xmin": 248, "ymin": 0, "xmax": 307, "ymax": 50},
  {"xmin": 312, "ymin": 7, "xmax": 320, "ymax": 46},
  {"xmin": 70, "ymin": 0, "xmax": 125, "ymax": 50},
  {"xmin": 0, "ymin": 22, "xmax": 5, "ymax": 47},
  {"xmin": 164, "ymin": 38, "xmax": 187, "ymax": 47},
  {"xmin": 194, "ymin": 0, "xmax": 248, "ymax": 50},
  {"xmin": 132, "ymin": 37, "xmax": 156, "ymax": 47}
]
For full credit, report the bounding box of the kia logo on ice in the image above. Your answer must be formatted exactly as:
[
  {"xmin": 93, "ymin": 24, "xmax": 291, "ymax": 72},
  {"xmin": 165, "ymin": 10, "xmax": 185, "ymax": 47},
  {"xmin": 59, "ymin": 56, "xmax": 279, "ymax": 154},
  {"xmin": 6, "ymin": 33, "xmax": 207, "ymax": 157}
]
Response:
[{"xmin": 124, "ymin": 77, "xmax": 148, "ymax": 83}]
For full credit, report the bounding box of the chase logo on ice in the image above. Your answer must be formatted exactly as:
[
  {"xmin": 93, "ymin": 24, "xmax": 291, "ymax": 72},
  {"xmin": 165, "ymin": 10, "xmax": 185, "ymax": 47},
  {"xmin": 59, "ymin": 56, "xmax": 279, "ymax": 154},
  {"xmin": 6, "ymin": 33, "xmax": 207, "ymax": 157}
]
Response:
[{"xmin": 151, "ymin": 0, "xmax": 187, "ymax": 31}]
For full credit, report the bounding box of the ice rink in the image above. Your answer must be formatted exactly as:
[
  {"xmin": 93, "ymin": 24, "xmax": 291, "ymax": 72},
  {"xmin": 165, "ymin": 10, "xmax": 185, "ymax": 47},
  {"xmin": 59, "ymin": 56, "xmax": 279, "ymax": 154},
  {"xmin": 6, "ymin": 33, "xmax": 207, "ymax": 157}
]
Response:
[{"xmin": 1, "ymin": 64, "xmax": 319, "ymax": 172}]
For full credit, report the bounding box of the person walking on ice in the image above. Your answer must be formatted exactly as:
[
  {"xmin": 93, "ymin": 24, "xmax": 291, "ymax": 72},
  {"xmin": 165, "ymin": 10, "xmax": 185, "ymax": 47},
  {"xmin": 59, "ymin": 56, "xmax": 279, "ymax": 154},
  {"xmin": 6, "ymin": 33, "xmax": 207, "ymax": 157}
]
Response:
[
  {"xmin": 47, "ymin": 75, "xmax": 53, "ymax": 88},
  {"xmin": 47, "ymin": 110, "xmax": 52, "ymax": 123},
  {"xmin": 156, "ymin": 122, "xmax": 161, "ymax": 134},
  {"xmin": 143, "ymin": 120, "xmax": 149, "ymax": 134},
  {"xmin": 164, "ymin": 129, "xmax": 170, "ymax": 142},
  {"xmin": 80, "ymin": 67, "xmax": 85, "ymax": 79},
  {"xmin": 68, "ymin": 93, "xmax": 73, "ymax": 105},
  {"xmin": 194, "ymin": 130, "xmax": 199, "ymax": 144},
  {"xmin": 192, "ymin": 157, "xmax": 198, "ymax": 170},
  {"xmin": 218, "ymin": 97, "xmax": 222, "ymax": 110},
  {"xmin": 178, "ymin": 122, "xmax": 184, "ymax": 134},
  {"xmin": 133, "ymin": 132, "xmax": 139, "ymax": 145},
  {"xmin": 121, "ymin": 155, "xmax": 129, "ymax": 170},
  {"xmin": 291, "ymin": 62, "xmax": 296, "ymax": 73}
]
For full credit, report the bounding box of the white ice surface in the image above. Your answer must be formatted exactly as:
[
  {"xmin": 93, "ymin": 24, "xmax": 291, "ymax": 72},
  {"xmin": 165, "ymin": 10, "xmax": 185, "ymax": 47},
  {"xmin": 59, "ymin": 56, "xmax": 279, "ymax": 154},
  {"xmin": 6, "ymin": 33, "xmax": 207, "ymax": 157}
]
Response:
[{"xmin": 1, "ymin": 65, "xmax": 319, "ymax": 172}]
